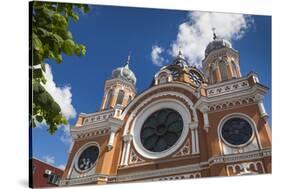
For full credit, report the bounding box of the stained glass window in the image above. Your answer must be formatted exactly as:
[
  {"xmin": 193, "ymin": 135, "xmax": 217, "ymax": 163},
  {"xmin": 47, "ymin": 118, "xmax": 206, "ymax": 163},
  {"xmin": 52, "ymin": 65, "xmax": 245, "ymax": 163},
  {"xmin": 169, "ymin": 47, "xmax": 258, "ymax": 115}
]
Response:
[
  {"xmin": 140, "ymin": 109, "xmax": 183, "ymax": 152},
  {"xmin": 77, "ymin": 146, "xmax": 99, "ymax": 171},
  {"xmin": 221, "ymin": 118, "xmax": 253, "ymax": 146}
]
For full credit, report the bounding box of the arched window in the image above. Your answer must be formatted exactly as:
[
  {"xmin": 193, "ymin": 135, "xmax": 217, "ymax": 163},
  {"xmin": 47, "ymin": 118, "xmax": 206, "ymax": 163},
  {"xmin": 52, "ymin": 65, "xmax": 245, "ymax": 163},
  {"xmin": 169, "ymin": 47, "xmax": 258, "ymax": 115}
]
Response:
[
  {"xmin": 128, "ymin": 95, "xmax": 132, "ymax": 103},
  {"xmin": 208, "ymin": 65, "xmax": 214, "ymax": 84},
  {"xmin": 219, "ymin": 61, "xmax": 228, "ymax": 81},
  {"xmin": 105, "ymin": 89, "xmax": 113, "ymax": 109},
  {"xmin": 231, "ymin": 61, "xmax": 238, "ymax": 78},
  {"xmin": 116, "ymin": 90, "xmax": 125, "ymax": 105},
  {"xmin": 159, "ymin": 73, "xmax": 168, "ymax": 84}
]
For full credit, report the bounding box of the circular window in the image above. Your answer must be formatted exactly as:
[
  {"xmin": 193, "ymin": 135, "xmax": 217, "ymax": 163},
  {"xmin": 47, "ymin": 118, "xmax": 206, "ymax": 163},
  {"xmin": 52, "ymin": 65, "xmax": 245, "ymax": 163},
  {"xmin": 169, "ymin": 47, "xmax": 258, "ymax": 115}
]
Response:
[
  {"xmin": 221, "ymin": 118, "xmax": 253, "ymax": 146},
  {"xmin": 77, "ymin": 146, "xmax": 99, "ymax": 172},
  {"xmin": 140, "ymin": 108, "xmax": 183, "ymax": 152}
]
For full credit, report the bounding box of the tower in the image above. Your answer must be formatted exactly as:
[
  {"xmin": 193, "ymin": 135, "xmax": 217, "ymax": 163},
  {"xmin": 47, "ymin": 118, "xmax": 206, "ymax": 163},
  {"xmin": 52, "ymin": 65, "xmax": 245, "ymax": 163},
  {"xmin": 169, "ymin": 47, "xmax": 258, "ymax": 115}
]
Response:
[
  {"xmin": 203, "ymin": 30, "xmax": 241, "ymax": 84},
  {"xmin": 101, "ymin": 54, "xmax": 137, "ymax": 110},
  {"xmin": 60, "ymin": 55, "xmax": 137, "ymax": 185}
]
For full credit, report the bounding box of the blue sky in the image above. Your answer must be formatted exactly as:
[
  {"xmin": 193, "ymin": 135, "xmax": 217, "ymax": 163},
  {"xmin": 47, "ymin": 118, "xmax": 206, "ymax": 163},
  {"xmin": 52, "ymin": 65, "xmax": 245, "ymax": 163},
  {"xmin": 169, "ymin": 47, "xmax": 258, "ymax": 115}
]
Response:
[{"xmin": 31, "ymin": 5, "xmax": 271, "ymax": 169}]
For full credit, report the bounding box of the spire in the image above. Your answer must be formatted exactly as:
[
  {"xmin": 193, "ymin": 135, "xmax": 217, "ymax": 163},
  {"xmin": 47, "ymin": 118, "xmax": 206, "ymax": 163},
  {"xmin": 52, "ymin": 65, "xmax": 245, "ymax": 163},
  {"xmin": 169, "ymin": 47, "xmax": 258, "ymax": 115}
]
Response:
[
  {"xmin": 125, "ymin": 52, "xmax": 131, "ymax": 68},
  {"xmin": 212, "ymin": 27, "xmax": 217, "ymax": 40}
]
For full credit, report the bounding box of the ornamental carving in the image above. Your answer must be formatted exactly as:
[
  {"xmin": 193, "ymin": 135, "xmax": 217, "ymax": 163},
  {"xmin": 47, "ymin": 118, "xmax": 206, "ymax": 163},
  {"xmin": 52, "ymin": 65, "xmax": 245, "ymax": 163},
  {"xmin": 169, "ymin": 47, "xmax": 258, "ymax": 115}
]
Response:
[
  {"xmin": 208, "ymin": 96, "xmax": 255, "ymax": 112},
  {"xmin": 129, "ymin": 148, "xmax": 145, "ymax": 165},
  {"xmin": 207, "ymin": 80, "xmax": 249, "ymax": 97},
  {"xmin": 172, "ymin": 139, "xmax": 191, "ymax": 157}
]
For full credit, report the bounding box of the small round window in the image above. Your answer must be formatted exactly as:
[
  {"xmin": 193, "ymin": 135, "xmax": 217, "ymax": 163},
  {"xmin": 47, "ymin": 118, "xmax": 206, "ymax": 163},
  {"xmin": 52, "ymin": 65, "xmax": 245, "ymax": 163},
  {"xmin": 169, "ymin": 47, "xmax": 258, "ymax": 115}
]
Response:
[
  {"xmin": 77, "ymin": 146, "xmax": 99, "ymax": 172},
  {"xmin": 221, "ymin": 118, "xmax": 253, "ymax": 146},
  {"xmin": 140, "ymin": 108, "xmax": 183, "ymax": 152}
]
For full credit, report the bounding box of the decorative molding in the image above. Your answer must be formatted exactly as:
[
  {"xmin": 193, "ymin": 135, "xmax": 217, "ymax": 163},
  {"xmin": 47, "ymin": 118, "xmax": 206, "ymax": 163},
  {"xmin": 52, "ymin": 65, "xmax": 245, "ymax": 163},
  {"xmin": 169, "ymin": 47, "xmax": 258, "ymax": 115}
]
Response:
[
  {"xmin": 129, "ymin": 148, "xmax": 145, "ymax": 165},
  {"xmin": 149, "ymin": 172, "xmax": 201, "ymax": 181},
  {"xmin": 227, "ymin": 160, "xmax": 265, "ymax": 176},
  {"xmin": 217, "ymin": 113, "xmax": 262, "ymax": 155},
  {"xmin": 122, "ymin": 88, "xmax": 198, "ymax": 137},
  {"xmin": 208, "ymin": 96, "xmax": 255, "ymax": 112},
  {"xmin": 73, "ymin": 128, "xmax": 110, "ymax": 140},
  {"xmin": 61, "ymin": 148, "xmax": 271, "ymax": 186},
  {"xmin": 81, "ymin": 109, "xmax": 115, "ymax": 126},
  {"xmin": 172, "ymin": 139, "xmax": 191, "ymax": 157},
  {"xmin": 60, "ymin": 174, "xmax": 109, "ymax": 186},
  {"xmin": 131, "ymin": 99, "xmax": 191, "ymax": 159},
  {"xmin": 206, "ymin": 80, "xmax": 249, "ymax": 97},
  {"xmin": 71, "ymin": 110, "xmax": 124, "ymax": 140},
  {"xmin": 105, "ymin": 78, "xmax": 136, "ymax": 94}
]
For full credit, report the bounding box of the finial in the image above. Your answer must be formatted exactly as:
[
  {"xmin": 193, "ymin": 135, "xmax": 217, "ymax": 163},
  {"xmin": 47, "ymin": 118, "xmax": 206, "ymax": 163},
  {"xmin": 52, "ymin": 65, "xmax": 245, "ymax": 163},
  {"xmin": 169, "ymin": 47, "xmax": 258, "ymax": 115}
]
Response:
[
  {"xmin": 178, "ymin": 48, "xmax": 183, "ymax": 56},
  {"xmin": 177, "ymin": 47, "xmax": 185, "ymax": 60},
  {"xmin": 125, "ymin": 52, "xmax": 131, "ymax": 67},
  {"xmin": 212, "ymin": 27, "xmax": 217, "ymax": 40}
]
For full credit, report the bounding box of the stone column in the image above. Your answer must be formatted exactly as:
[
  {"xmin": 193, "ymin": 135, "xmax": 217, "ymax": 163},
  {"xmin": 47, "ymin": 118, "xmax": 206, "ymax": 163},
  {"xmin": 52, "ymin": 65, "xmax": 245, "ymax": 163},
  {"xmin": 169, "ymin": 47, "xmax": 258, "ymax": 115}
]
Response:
[
  {"xmin": 190, "ymin": 122, "xmax": 199, "ymax": 154},
  {"xmin": 255, "ymin": 94, "xmax": 269, "ymax": 121},
  {"xmin": 227, "ymin": 62, "xmax": 234, "ymax": 79},
  {"xmin": 201, "ymin": 105, "xmax": 210, "ymax": 132},
  {"xmin": 215, "ymin": 66, "xmax": 222, "ymax": 83},
  {"xmin": 107, "ymin": 129, "xmax": 117, "ymax": 151},
  {"xmin": 110, "ymin": 88, "xmax": 119, "ymax": 108},
  {"xmin": 101, "ymin": 89, "xmax": 109, "ymax": 110},
  {"xmin": 120, "ymin": 134, "xmax": 133, "ymax": 166}
]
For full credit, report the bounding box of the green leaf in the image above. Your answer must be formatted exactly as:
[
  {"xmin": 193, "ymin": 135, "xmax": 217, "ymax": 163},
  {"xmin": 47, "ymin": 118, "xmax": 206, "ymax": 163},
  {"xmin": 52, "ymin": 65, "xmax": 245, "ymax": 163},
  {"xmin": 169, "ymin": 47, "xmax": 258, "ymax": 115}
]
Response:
[
  {"xmin": 32, "ymin": 34, "xmax": 42, "ymax": 51},
  {"xmin": 79, "ymin": 44, "xmax": 86, "ymax": 55},
  {"xmin": 55, "ymin": 54, "xmax": 62, "ymax": 63},
  {"xmin": 72, "ymin": 13, "xmax": 79, "ymax": 21},
  {"xmin": 33, "ymin": 68, "xmax": 43, "ymax": 79},
  {"xmin": 31, "ymin": 2, "xmax": 90, "ymax": 134},
  {"xmin": 35, "ymin": 115, "xmax": 43, "ymax": 122},
  {"xmin": 62, "ymin": 39, "xmax": 75, "ymax": 56}
]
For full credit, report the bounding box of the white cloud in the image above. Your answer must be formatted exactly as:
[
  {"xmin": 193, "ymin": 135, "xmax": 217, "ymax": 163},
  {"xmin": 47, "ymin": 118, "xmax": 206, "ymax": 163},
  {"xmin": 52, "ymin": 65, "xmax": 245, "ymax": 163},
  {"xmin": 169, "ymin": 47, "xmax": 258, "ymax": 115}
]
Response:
[
  {"xmin": 58, "ymin": 164, "xmax": 66, "ymax": 170},
  {"xmin": 43, "ymin": 64, "xmax": 76, "ymax": 120},
  {"xmin": 151, "ymin": 45, "xmax": 166, "ymax": 66},
  {"xmin": 60, "ymin": 124, "xmax": 73, "ymax": 145},
  {"xmin": 43, "ymin": 155, "xmax": 55, "ymax": 165},
  {"xmin": 171, "ymin": 12, "xmax": 253, "ymax": 67}
]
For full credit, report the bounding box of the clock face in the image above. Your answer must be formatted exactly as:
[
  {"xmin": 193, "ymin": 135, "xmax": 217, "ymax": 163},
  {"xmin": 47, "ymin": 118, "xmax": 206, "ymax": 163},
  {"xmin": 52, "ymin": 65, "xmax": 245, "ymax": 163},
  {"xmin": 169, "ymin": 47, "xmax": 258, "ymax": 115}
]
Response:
[
  {"xmin": 77, "ymin": 146, "xmax": 99, "ymax": 171},
  {"xmin": 170, "ymin": 69, "xmax": 180, "ymax": 80},
  {"xmin": 221, "ymin": 118, "xmax": 253, "ymax": 146},
  {"xmin": 188, "ymin": 71, "xmax": 203, "ymax": 86},
  {"xmin": 140, "ymin": 109, "xmax": 183, "ymax": 152}
]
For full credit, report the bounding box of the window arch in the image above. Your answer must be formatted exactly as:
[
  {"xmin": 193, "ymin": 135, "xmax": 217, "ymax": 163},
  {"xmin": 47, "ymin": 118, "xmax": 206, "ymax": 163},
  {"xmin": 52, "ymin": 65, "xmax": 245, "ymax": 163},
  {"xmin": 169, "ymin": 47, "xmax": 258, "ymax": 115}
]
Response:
[
  {"xmin": 231, "ymin": 61, "xmax": 238, "ymax": 78},
  {"xmin": 116, "ymin": 90, "xmax": 125, "ymax": 105},
  {"xmin": 128, "ymin": 95, "xmax": 132, "ymax": 103},
  {"xmin": 105, "ymin": 89, "xmax": 113, "ymax": 109},
  {"xmin": 158, "ymin": 73, "xmax": 168, "ymax": 84},
  {"xmin": 208, "ymin": 65, "xmax": 215, "ymax": 84},
  {"xmin": 219, "ymin": 61, "xmax": 228, "ymax": 81}
]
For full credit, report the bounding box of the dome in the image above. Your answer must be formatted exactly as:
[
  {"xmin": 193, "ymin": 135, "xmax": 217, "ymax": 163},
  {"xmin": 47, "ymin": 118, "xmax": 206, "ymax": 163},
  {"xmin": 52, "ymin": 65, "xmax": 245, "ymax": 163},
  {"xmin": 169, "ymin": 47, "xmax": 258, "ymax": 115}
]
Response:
[
  {"xmin": 112, "ymin": 56, "xmax": 137, "ymax": 85},
  {"xmin": 205, "ymin": 38, "xmax": 232, "ymax": 57}
]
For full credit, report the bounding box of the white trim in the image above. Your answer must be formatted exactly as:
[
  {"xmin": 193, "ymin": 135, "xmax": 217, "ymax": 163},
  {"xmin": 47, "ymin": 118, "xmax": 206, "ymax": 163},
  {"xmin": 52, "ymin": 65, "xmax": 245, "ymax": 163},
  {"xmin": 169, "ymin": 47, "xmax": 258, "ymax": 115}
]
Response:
[
  {"xmin": 217, "ymin": 113, "xmax": 262, "ymax": 154},
  {"xmin": 121, "ymin": 82, "xmax": 197, "ymax": 121},
  {"xmin": 116, "ymin": 148, "xmax": 271, "ymax": 182},
  {"xmin": 71, "ymin": 142, "xmax": 100, "ymax": 177},
  {"xmin": 61, "ymin": 148, "xmax": 271, "ymax": 185},
  {"xmin": 131, "ymin": 99, "xmax": 191, "ymax": 159},
  {"xmin": 122, "ymin": 89, "xmax": 198, "ymax": 136}
]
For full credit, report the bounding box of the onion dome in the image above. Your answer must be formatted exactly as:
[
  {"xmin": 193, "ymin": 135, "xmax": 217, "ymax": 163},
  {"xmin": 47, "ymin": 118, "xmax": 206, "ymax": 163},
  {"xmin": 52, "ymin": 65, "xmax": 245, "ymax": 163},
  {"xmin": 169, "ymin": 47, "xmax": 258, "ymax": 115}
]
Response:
[
  {"xmin": 112, "ymin": 54, "xmax": 137, "ymax": 85},
  {"xmin": 205, "ymin": 28, "xmax": 233, "ymax": 57}
]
